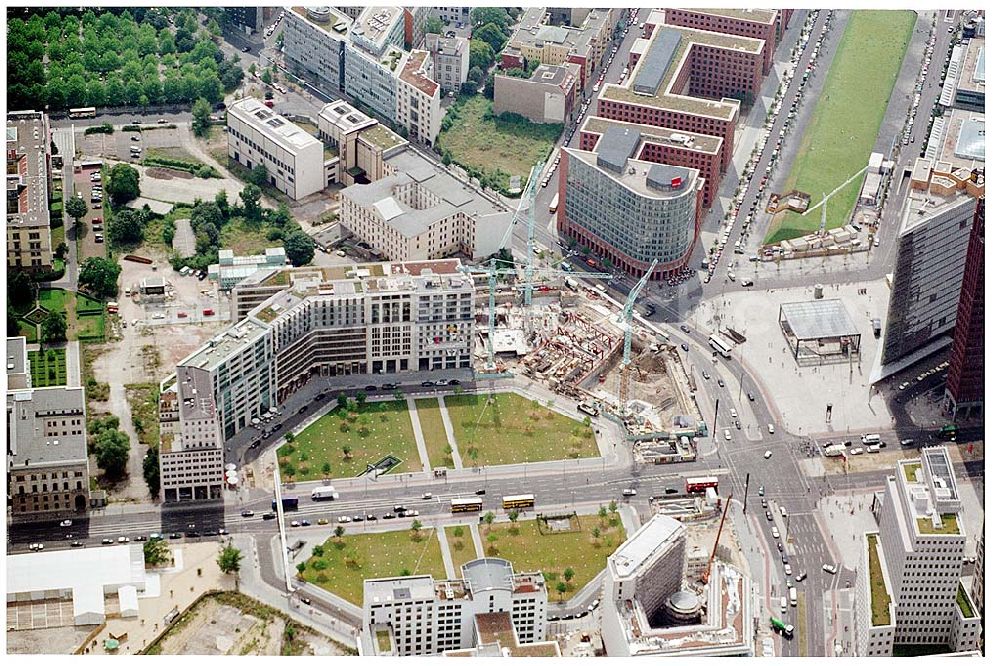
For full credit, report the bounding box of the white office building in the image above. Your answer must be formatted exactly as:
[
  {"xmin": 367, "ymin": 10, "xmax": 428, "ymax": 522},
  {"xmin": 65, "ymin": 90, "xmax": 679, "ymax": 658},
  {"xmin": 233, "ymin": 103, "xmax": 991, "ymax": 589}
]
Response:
[
  {"xmin": 397, "ymin": 49, "xmax": 443, "ymax": 148},
  {"xmin": 284, "ymin": 7, "xmax": 352, "ymax": 99},
  {"xmin": 425, "ymin": 33, "xmax": 469, "ymax": 94},
  {"xmin": 856, "ymin": 447, "xmax": 982, "ymax": 655},
  {"xmin": 360, "ymin": 557, "xmax": 548, "ymax": 656},
  {"xmin": 227, "ymin": 97, "xmax": 326, "ymax": 200}
]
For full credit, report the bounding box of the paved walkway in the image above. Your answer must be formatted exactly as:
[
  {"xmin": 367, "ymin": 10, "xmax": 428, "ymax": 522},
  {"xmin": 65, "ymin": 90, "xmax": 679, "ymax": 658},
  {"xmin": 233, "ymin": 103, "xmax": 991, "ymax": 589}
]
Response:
[
  {"xmin": 65, "ymin": 340, "xmax": 81, "ymax": 387},
  {"xmin": 437, "ymin": 526, "xmax": 456, "ymax": 579},
  {"xmin": 469, "ymin": 524, "xmax": 485, "ymax": 558},
  {"xmin": 405, "ymin": 397, "xmax": 432, "ymax": 472},
  {"xmin": 438, "ymin": 396, "xmax": 464, "ymax": 470}
]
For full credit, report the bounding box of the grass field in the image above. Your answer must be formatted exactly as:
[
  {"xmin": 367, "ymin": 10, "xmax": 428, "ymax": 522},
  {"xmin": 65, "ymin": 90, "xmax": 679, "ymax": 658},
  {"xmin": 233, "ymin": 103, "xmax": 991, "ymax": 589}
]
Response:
[
  {"xmin": 445, "ymin": 524, "xmax": 477, "ymax": 568},
  {"xmin": 764, "ymin": 11, "xmax": 915, "ymax": 244},
  {"xmin": 220, "ymin": 217, "xmax": 278, "ymax": 256},
  {"xmin": 282, "ymin": 398, "xmax": 421, "ymax": 481},
  {"xmin": 469, "ymin": 512, "xmax": 626, "ymax": 601},
  {"xmin": 17, "ymin": 320, "xmax": 38, "ymax": 343},
  {"xmin": 37, "ymin": 288, "xmax": 70, "ymax": 314},
  {"xmin": 437, "ymin": 95, "xmax": 561, "ymax": 193},
  {"xmin": 28, "ymin": 348, "xmax": 67, "ymax": 387},
  {"xmin": 444, "ymin": 392, "xmax": 598, "ymax": 466},
  {"xmin": 74, "ymin": 313, "xmax": 106, "ymax": 340},
  {"xmin": 414, "ymin": 398, "xmax": 454, "ymax": 469},
  {"xmin": 75, "ymin": 293, "xmax": 104, "ymax": 313},
  {"xmin": 300, "ymin": 529, "xmax": 447, "ymax": 606}
]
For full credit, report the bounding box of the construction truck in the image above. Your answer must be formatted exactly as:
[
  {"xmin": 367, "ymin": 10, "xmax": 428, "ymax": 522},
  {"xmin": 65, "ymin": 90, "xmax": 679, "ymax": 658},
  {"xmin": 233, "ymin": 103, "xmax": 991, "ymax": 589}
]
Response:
[{"xmin": 770, "ymin": 617, "xmax": 794, "ymax": 638}]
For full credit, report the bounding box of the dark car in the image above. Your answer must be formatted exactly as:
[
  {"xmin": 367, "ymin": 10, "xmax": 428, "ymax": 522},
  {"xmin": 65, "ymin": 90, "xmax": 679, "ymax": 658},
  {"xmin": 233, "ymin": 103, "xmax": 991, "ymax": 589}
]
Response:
[
  {"xmin": 448, "ymin": 379, "xmax": 461, "ymax": 385},
  {"xmin": 135, "ymin": 535, "xmax": 147, "ymax": 542},
  {"xmin": 185, "ymin": 531, "xmax": 200, "ymax": 538},
  {"xmin": 242, "ymin": 510, "xmax": 255, "ymax": 518},
  {"xmin": 421, "ymin": 381, "xmax": 434, "ymax": 387},
  {"xmin": 681, "ymin": 343, "xmax": 689, "ymax": 352},
  {"xmin": 298, "ymin": 405, "xmax": 308, "ymax": 414},
  {"xmin": 680, "ymin": 325, "xmax": 691, "ymax": 333},
  {"xmin": 262, "ymin": 512, "xmax": 276, "ymax": 520},
  {"xmin": 71, "ymin": 541, "xmax": 84, "ymax": 548},
  {"xmin": 170, "ymin": 532, "xmax": 182, "ymax": 539},
  {"xmin": 747, "ymin": 392, "xmax": 755, "ymax": 401},
  {"xmin": 383, "ymin": 512, "xmax": 396, "ymax": 520},
  {"xmin": 366, "ymin": 514, "xmax": 377, "ymax": 521},
  {"xmin": 365, "ymin": 385, "xmax": 378, "ymax": 391},
  {"xmin": 475, "ymin": 489, "xmax": 486, "ymax": 496},
  {"xmin": 781, "ymin": 553, "xmax": 789, "ymax": 565},
  {"xmin": 718, "ymin": 379, "xmax": 725, "ymax": 388},
  {"xmin": 381, "ymin": 383, "xmax": 398, "ymax": 390},
  {"xmin": 663, "ymin": 488, "xmax": 678, "ymax": 495},
  {"xmin": 300, "ymin": 520, "xmax": 310, "ymax": 527},
  {"xmin": 241, "ymin": 46, "xmax": 250, "ymax": 52},
  {"xmin": 301, "ymin": 597, "xmax": 312, "ymax": 605},
  {"xmin": 353, "ymin": 515, "xmax": 364, "ymax": 522},
  {"xmin": 393, "ymin": 505, "xmax": 407, "ymax": 513},
  {"xmin": 314, "ymin": 393, "xmax": 327, "ymax": 401},
  {"xmin": 777, "ymin": 541, "xmax": 784, "ymax": 552}
]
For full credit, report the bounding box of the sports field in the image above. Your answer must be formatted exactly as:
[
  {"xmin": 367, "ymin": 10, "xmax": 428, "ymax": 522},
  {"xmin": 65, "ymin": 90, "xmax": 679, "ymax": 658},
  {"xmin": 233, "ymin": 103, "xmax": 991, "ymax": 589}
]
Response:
[{"xmin": 764, "ymin": 11, "xmax": 915, "ymax": 244}]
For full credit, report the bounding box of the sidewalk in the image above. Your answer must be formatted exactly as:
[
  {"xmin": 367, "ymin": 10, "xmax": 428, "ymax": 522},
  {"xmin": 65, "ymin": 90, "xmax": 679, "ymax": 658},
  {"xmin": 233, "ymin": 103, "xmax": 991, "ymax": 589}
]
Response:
[{"xmin": 405, "ymin": 397, "xmax": 432, "ymax": 472}]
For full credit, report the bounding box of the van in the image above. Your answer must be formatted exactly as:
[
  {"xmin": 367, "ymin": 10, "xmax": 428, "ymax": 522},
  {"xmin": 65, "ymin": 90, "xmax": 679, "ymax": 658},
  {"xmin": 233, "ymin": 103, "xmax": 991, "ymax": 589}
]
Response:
[
  {"xmin": 780, "ymin": 597, "xmax": 787, "ymax": 613},
  {"xmin": 867, "ymin": 444, "xmax": 881, "ymax": 453},
  {"xmin": 861, "ymin": 433, "xmax": 881, "ymax": 445},
  {"xmin": 789, "ymin": 587, "xmax": 797, "ymax": 606},
  {"xmin": 559, "ymin": 261, "xmax": 572, "ymax": 272}
]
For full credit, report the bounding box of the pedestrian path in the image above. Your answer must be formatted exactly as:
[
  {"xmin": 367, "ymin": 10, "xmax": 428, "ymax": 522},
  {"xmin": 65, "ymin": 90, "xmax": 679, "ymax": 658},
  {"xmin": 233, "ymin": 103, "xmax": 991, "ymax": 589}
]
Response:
[
  {"xmin": 437, "ymin": 526, "xmax": 456, "ymax": 579},
  {"xmin": 437, "ymin": 396, "xmax": 464, "ymax": 470},
  {"xmin": 469, "ymin": 524, "xmax": 486, "ymax": 558},
  {"xmin": 66, "ymin": 340, "xmax": 81, "ymax": 387},
  {"xmin": 405, "ymin": 397, "xmax": 432, "ymax": 472}
]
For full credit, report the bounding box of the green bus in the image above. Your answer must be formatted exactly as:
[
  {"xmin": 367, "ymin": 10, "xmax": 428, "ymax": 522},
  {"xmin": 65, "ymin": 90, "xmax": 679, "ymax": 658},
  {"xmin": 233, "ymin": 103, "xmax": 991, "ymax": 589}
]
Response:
[{"xmin": 938, "ymin": 424, "xmax": 957, "ymax": 441}]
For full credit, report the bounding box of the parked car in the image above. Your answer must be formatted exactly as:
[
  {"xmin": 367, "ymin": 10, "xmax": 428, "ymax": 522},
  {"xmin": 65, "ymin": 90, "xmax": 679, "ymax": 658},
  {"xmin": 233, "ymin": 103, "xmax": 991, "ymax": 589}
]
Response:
[
  {"xmin": 241, "ymin": 510, "xmax": 254, "ymax": 517},
  {"xmin": 823, "ymin": 564, "xmax": 837, "ymax": 574}
]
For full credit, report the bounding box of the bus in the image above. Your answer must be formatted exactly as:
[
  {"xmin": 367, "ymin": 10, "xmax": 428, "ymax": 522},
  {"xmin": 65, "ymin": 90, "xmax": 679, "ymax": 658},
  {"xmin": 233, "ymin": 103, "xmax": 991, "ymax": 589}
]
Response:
[
  {"xmin": 271, "ymin": 497, "xmax": 299, "ymax": 512},
  {"xmin": 548, "ymin": 193, "xmax": 560, "ymax": 214},
  {"xmin": 708, "ymin": 334, "xmax": 732, "ymax": 359},
  {"xmin": 685, "ymin": 476, "xmax": 719, "ymax": 494},
  {"xmin": 69, "ymin": 107, "xmax": 97, "ymax": 119},
  {"xmin": 451, "ymin": 498, "xmax": 483, "ymax": 513},
  {"xmin": 502, "ymin": 494, "xmax": 535, "ymax": 510},
  {"xmin": 937, "ymin": 424, "xmax": 957, "ymax": 441}
]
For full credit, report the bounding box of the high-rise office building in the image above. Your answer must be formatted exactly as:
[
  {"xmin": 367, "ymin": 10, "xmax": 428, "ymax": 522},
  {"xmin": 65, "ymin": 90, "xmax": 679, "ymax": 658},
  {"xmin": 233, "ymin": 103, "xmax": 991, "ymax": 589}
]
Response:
[{"xmin": 945, "ymin": 197, "xmax": 984, "ymax": 416}]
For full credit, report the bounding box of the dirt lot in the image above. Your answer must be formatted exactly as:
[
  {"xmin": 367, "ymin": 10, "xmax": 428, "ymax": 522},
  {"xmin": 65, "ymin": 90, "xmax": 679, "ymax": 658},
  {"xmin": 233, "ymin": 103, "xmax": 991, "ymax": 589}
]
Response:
[
  {"xmin": 6, "ymin": 624, "xmax": 95, "ymax": 655},
  {"xmin": 148, "ymin": 593, "xmax": 350, "ymax": 656}
]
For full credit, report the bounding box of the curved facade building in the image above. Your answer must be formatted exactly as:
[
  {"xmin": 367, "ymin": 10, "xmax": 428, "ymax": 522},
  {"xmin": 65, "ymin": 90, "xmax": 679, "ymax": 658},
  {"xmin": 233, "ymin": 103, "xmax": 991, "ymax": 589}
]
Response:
[{"xmin": 558, "ymin": 125, "xmax": 702, "ymax": 279}]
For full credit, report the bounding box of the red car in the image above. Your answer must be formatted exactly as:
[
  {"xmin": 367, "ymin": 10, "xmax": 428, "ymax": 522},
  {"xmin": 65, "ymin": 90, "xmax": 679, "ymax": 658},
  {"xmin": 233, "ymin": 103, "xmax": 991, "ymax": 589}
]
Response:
[
  {"xmin": 264, "ymin": 100, "xmax": 274, "ymax": 108},
  {"xmin": 586, "ymin": 258, "xmax": 598, "ymax": 267},
  {"xmin": 93, "ymin": 217, "xmax": 102, "ymax": 224},
  {"xmin": 202, "ymin": 309, "xmax": 215, "ymax": 316},
  {"xmin": 177, "ymin": 312, "xmax": 188, "ymax": 318}
]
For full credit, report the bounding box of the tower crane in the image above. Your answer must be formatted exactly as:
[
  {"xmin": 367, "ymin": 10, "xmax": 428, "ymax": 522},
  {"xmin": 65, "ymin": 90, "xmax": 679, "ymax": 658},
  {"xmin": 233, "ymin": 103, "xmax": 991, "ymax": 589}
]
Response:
[
  {"xmin": 513, "ymin": 162, "xmax": 545, "ymax": 310},
  {"xmin": 617, "ymin": 261, "xmax": 658, "ymax": 416},
  {"xmin": 701, "ymin": 494, "xmax": 733, "ymax": 585}
]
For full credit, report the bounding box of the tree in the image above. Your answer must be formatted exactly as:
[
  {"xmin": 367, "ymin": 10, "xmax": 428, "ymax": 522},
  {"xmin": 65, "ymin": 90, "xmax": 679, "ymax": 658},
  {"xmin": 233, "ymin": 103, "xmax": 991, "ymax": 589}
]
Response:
[
  {"xmin": 296, "ymin": 561, "xmax": 306, "ymax": 575},
  {"xmin": 144, "ymin": 537, "xmax": 170, "ymax": 566},
  {"xmin": 598, "ymin": 505, "xmax": 608, "ymax": 520},
  {"xmin": 468, "ymin": 39, "xmax": 495, "ymax": 72},
  {"xmin": 66, "ymin": 195, "xmax": 89, "ymax": 226},
  {"xmin": 411, "ymin": 519, "xmax": 423, "ymax": 533},
  {"xmin": 95, "ymin": 429, "xmax": 130, "ymax": 478},
  {"xmin": 107, "ymin": 163, "xmax": 141, "ymax": 205},
  {"xmin": 341, "ymin": 444, "xmax": 352, "ymax": 460},
  {"xmin": 507, "ymin": 510, "xmax": 520, "ymax": 525},
  {"xmin": 471, "ymin": 8, "xmax": 512, "ymax": 31},
  {"xmin": 108, "ymin": 208, "xmax": 145, "ymax": 247},
  {"xmin": 334, "ymin": 525, "xmax": 345, "ymax": 540},
  {"xmin": 468, "ymin": 66, "xmax": 484, "ymax": 84},
  {"xmin": 283, "ymin": 230, "xmax": 315, "ymax": 267},
  {"xmin": 312, "ymin": 544, "xmax": 325, "ymax": 558},
  {"xmin": 79, "ymin": 257, "xmax": 121, "ymax": 298},
  {"xmin": 484, "ymin": 72, "xmax": 496, "ymax": 99},
  {"xmin": 424, "ymin": 16, "xmax": 445, "ymax": 35},
  {"xmin": 8, "ymin": 307, "xmax": 20, "ymax": 337},
  {"xmin": 563, "ymin": 567, "xmax": 575, "ymax": 583},
  {"xmin": 483, "ymin": 511, "xmax": 495, "ymax": 529},
  {"xmin": 214, "ymin": 189, "xmax": 230, "ymax": 219},
  {"xmin": 54, "ymin": 242, "xmax": 69, "ymax": 260},
  {"xmin": 239, "ymin": 184, "xmax": 262, "ymax": 221},
  {"xmin": 191, "ymin": 97, "xmax": 212, "ymax": 137},
  {"xmin": 41, "ymin": 311, "xmax": 67, "ymax": 343},
  {"xmin": 473, "ymin": 23, "xmax": 507, "ymax": 53},
  {"xmin": 142, "ymin": 446, "xmax": 160, "ymax": 496},
  {"xmin": 261, "ymin": 67, "xmax": 273, "ymax": 85},
  {"xmin": 248, "ymin": 163, "xmax": 269, "ymax": 187},
  {"xmin": 321, "ymin": 461, "xmax": 332, "ymax": 475},
  {"xmin": 608, "ymin": 500, "xmax": 618, "ymax": 513},
  {"xmin": 8, "ymin": 270, "xmax": 37, "ymax": 308},
  {"xmin": 355, "ymin": 391, "xmax": 368, "ymax": 408},
  {"xmin": 217, "ymin": 543, "xmax": 244, "ymax": 584},
  {"xmin": 590, "ymin": 526, "xmax": 601, "ymax": 540},
  {"xmin": 555, "ymin": 581, "xmax": 567, "ymax": 595}
]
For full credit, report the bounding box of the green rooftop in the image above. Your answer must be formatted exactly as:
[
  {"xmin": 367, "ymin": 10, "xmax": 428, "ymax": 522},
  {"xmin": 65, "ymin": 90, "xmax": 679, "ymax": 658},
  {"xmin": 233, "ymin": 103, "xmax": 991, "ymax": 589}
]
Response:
[
  {"xmin": 254, "ymin": 306, "xmax": 280, "ymax": 323},
  {"xmin": 867, "ymin": 534, "xmax": 891, "ymax": 626},
  {"xmin": 957, "ymin": 581, "xmax": 974, "ymax": 618},
  {"xmin": 902, "ymin": 462, "xmax": 920, "ymax": 483},
  {"xmin": 261, "ymin": 270, "xmax": 291, "ymax": 288},
  {"xmin": 361, "ymin": 124, "xmax": 406, "ymax": 151},
  {"xmin": 917, "ymin": 513, "xmax": 960, "ymax": 535},
  {"xmin": 376, "ymin": 628, "xmax": 392, "ymax": 653}
]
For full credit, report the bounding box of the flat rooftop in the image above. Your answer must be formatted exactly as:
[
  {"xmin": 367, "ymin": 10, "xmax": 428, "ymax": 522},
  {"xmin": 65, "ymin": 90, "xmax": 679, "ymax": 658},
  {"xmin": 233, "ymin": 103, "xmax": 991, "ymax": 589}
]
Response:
[
  {"xmin": 779, "ymin": 299, "xmax": 860, "ymax": 340},
  {"xmin": 290, "ymin": 6, "xmax": 352, "ymax": 38},
  {"xmin": 178, "ymin": 316, "xmax": 271, "ymax": 373},
  {"xmin": 352, "ymin": 6, "xmax": 402, "ymax": 52},
  {"xmin": 364, "ymin": 575, "xmax": 436, "ymax": 605},
  {"xmin": 581, "ymin": 115, "xmax": 722, "ymax": 155},
  {"xmin": 957, "ymin": 37, "xmax": 985, "ymax": 94},
  {"xmin": 360, "ymin": 123, "xmax": 407, "ymax": 151},
  {"xmin": 7, "ymin": 387, "xmax": 88, "ymax": 467},
  {"xmin": 399, "ymin": 50, "xmax": 439, "ymax": 98},
  {"xmin": 510, "ymin": 6, "xmax": 609, "ymax": 56},
  {"xmin": 568, "ymin": 147, "xmax": 701, "ymax": 202},
  {"xmin": 229, "ymin": 98, "xmax": 322, "ymax": 152},
  {"xmin": 900, "ymin": 177, "xmax": 980, "ymax": 235},
  {"xmin": 319, "ymin": 100, "xmax": 377, "ymax": 135},
  {"xmin": 6, "ymin": 110, "xmax": 50, "ymax": 230},
  {"xmin": 7, "ymin": 336, "xmax": 28, "ymax": 377},
  {"xmin": 473, "ymin": 612, "xmax": 559, "ymax": 657},
  {"xmin": 608, "ymin": 514, "xmax": 685, "ymax": 579},
  {"xmin": 696, "ymin": 8, "xmax": 778, "ymax": 25}
]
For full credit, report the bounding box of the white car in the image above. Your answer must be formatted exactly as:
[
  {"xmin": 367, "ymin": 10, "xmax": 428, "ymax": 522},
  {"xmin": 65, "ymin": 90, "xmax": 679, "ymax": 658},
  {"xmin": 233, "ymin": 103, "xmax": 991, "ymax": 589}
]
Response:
[
  {"xmin": 767, "ymin": 423, "xmax": 775, "ymax": 434},
  {"xmin": 779, "ymin": 506, "xmax": 787, "ymax": 518},
  {"xmin": 764, "ymin": 450, "xmax": 773, "ymax": 460},
  {"xmin": 338, "ymin": 516, "xmax": 351, "ymax": 523},
  {"xmin": 850, "ymin": 447, "xmax": 864, "ymax": 455},
  {"xmin": 823, "ymin": 564, "xmax": 838, "ymax": 574},
  {"xmin": 724, "ymin": 429, "xmax": 732, "ymax": 441},
  {"xmin": 60, "ymin": 519, "xmax": 73, "ymax": 527},
  {"xmin": 290, "ymin": 520, "xmax": 300, "ymax": 527},
  {"xmin": 784, "ymin": 563, "xmax": 792, "ymax": 576},
  {"xmin": 771, "ymin": 527, "xmax": 780, "ymax": 539},
  {"xmin": 118, "ymin": 536, "xmax": 130, "ymax": 543}
]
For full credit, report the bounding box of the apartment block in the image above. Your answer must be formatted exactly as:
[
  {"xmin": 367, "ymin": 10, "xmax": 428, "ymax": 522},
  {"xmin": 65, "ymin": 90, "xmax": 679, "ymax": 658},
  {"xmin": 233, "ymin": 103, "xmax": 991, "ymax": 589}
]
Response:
[
  {"xmin": 597, "ymin": 24, "xmax": 766, "ymax": 167},
  {"xmin": 7, "ymin": 110, "xmax": 53, "ymax": 272},
  {"xmin": 559, "ymin": 125, "xmax": 703, "ymax": 280},
  {"xmin": 425, "ymin": 33, "xmax": 469, "ymax": 94},
  {"xmin": 656, "ymin": 8, "xmax": 780, "ymax": 72},
  {"xmin": 397, "ymin": 50, "xmax": 443, "ymax": 147},
  {"xmin": 316, "ymin": 100, "xmax": 407, "ymax": 186},
  {"xmin": 580, "ymin": 115, "xmax": 723, "ymax": 211},
  {"xmin": 360, "ymin": 557, "xmax": 548, "ymax": 656},
  {"xmin": 285, "ymin": 7, "xmax": 352, "ymax": 99},
  {"xmin": 344, "ymin": 44, "xmax": 404, "ymax": 125},
  {"xmin": 430, "ymin": 6, "xmax": 470, "ymax": 26},
  {"xmin": 159, "ymin": 365, "xmax": 225, "ymax": 503},
  {"xmin": 857, "ymin": 448, "xmax": 982, "ymax": 655},
  {"xmin": 350, "ymin": 6, "xmax": 406, "ymax": 57},
  {"xmin": 227, "ymin": 98, "xmax": 326, "ymax": 200},
  {"xmin": 493, "ymin": 63, "xmax": 579, "ymax": 124},
  {"xmin": 880, "ymin": 160, "xmax": 983, "ymax": 370},
  {"xmin": 945, "ymin": 197, "xmax": 984, "ymax": 416},
  {"xmin": 340, "ymin": 148, "xmax": 512, "ymax": 262},
  {"xmin": 6, "ymin": 347, "xmax": 91, "ymax": 519}
]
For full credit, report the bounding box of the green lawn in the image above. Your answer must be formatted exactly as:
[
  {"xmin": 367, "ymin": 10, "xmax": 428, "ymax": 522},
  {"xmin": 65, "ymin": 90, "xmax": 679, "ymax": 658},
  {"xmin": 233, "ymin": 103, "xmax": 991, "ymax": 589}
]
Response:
[
  {"xmin": 282, "ymin": 398, "xmax": 421, "ymax": 481},
  {"xmin": 75, "ymin": 313, "xmax": 106, "ymax": 340},
  {"xmin": 17, "ymin": 320, "xmax": 38, "ymax": 343},
  {"xmin": 867, "ymin": 534, "xmax": 891, "ymax": 626},
  {"xmin": 764, "ymin": 11, "xmax": 915, "ymax": 244},
  {"xmin": 300, "ymin": 529, "xmax": 447, "ymax": 606},
  {"xmin": 444, "ymin": 392, "xmax": 598, "ymax": 466},
  {"xmin": 415, "ymin": 398, "xmax": 454, "ymax": 469},
  {"xmin": 220, "ymin": 217, "xmax": 280, "ymax": 256},
  {"xmin": 445, "ymin": 524, "xmax": 478, "ymax": 568},
  {"xmin": 37, "ymin": 288, "xmax": 70, "ymax": 314},
  {"xmin": 28, "ymin": 348, "xmax": 68, "ymax": 387},
  {"xmin": 75, "ymin": 293, "xmax": 104, "ymax": 314},
  {"xmin": 472, "ymin": 513, "xmax": 626, "ymax": 601},
  {"xmin": 916, "ymin": 513, "xmax": 959, "ymax": 535},
  {"xmin": 437, "ymin": 95, "xmax": 562, "ymax": 194}
]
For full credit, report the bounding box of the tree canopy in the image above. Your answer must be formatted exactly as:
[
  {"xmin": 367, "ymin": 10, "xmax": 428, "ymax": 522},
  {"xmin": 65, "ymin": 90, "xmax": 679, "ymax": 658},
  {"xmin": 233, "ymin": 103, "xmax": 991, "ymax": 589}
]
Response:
[
  {"xmin": 191, "ymin": 97, "xmax": 212, "ymax": 137},
  {"xmin": 95, "ymin": 428, "xmax": 130, "ymax": 478},
  {"xmin": 468, "ymin": 39, "xmax": 495, "ymax": 72},
  {"xmin": 283, "ymin": 230, "xmax": 315, "ymax": 267},
  {"xmin": 41, "ymin": 311, "xmax": 67, "ymax": 342},
  {"xmin": 107, "ymin": 163, "xmax": 141, "ymax": 206},
  {"xmin": 79, "ymin": 257, "xmax": 121, "ymax": 298},
  {"xmin": 217, "ymin": 543, "xmax": 243, "ymax": 576},
  {"xmin": 66, "ymin": 195, "xmax": 89, "ymax": 223},
  {"xmin": 473, "ymin": 23, "xmax": 507, "ymax": 53}
]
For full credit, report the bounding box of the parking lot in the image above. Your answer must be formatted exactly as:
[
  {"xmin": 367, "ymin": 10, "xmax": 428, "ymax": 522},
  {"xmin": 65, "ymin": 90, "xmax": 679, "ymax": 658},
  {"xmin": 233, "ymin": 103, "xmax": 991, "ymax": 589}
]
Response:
[{"xmin": 72, "ymin": 162, "xmax": 108, "ymax": 261}]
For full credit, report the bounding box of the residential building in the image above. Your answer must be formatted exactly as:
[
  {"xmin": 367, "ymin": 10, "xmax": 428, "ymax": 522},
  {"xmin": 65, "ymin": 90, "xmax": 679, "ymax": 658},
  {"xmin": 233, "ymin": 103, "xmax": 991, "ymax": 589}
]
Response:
[
  {"xmin": 158, "ymin": 365, "xmax": 225, "ymax": 503},
  {"xmin": 580, "ymin": 115, "xmax": 723, "ymax": 211},
  {"xmin": 396, "ymin": 49, "xmax": 443, "ymax": 147},
  {"xmin": 316, "ymin": 100, "xmax": 407, "ymax": 186},
  {"xmin": 945, "ymin": 197, "xmax": 984, "ymax": 416},
  {"xmin": 858, "ymin": 448, "xmax": 982, "ymax": 655},
  {"xmin": 285, "ymin": 7, "xmax": 352, "ymax": 99},
  {"xmin": 166, "ymin": 259, "xmax": 475, "ymax": 445},
  {"xmin": 208, "ymin": 247, "xmax": 287, "ymax": 292},
  {"xmin": 656, "ymin": 8, "xmax": 780, "ymax": 72},
  {"xmin": 493, "ymin": 63, "xmax": 579, "ymax": 124},
  {"xmin": 360, "ymin": 557, "xmax": 549, "ymax": 656},
  {"xmin": 596, "ymin": 24, "xmax": 767, "ymax": 167},
  {"xmin": 7, "ymin": 110, "xmax": 53, "ymax": 272},
  {"xmin": 6, "ymin": 377, "xmax": 91, "ymax": 518},
  {"xmin": 6, "ymin": 544, "xmax": 146, "ymax": 626},
  {"xmin": 403, "ymin": 6, "xmax": 432, "ymax": 48},
  {"xmin": 602, "ymin": 514, "xmax": 755, "ymax": 657},
  {"xmin": 878, "ymin": 160, "xmax": 984, "ymax": 371},
  {"xmin": 226, "ymin": 98, "xmax": 326, "ymax": 200},
  {"xmin": 425, "ymin": 33, "xmax": 469, "ymax": 94},
  {"xmin": 559, "ymin": 125, "xmax": 703, "ymax": 280},
  {"xmin": 344, "ymin": 42, "xmax": 404, "ymax": 125},
  {"xmin": 340, "ymin": 148, "xmax": 512, "ymax": 262},
  {"xmin": 431, "ymin": 6, "xmax": 470, "ymax": 27},
  {"xmin": 223, "ymin": 7, "xmax": 277, "ymax": 36},
  {"xmin": 954, "ymin": 37, "xmax": 985, "ymax": 113}
]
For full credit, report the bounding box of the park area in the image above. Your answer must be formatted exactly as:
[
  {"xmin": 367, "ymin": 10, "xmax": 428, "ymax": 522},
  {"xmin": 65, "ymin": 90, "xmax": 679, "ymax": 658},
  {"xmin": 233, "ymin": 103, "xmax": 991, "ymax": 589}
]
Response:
[
  {"xmin": 764, "ymin": 10, "xmax": 915, "ymax": 244},
  {"xmin": 300, "ymin": 529, "xmax": 447, "ymax": 606},
  {"xmin": 12, "ymin": 288, "xmax": 106, "ymax": 344},
  {"xmin": 448, "ymin": 510, "xmax": 625, "ymax": 601},
  {"xmin": 414, "ymin": 398, "xmax": 454, "ymax": 469},
  {"xmin": 444, "ymin": 392, "xmax": 599, "ymax": 466},
  {"xmin": 280, "ymin": 398, "xmax": 421, "ymax": 481},
  {"xmin": 27, "ymin": 348, "xmax": 67, "ymax": 387},
  {"xmin": 437, "ymin": 95, "xmax": 562, "ymax": 194}
]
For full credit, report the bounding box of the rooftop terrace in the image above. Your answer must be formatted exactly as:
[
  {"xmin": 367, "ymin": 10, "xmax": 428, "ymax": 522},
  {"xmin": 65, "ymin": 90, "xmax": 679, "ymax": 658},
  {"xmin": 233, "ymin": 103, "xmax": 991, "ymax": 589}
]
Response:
[
  {"xmin": 697, "ymin": 8, "xmax": 778, "ymax": 24},
  {"xmin": 291, "ymin": 6, "xmax": 352, "ymax": 37},
  {"xmin": 916, "ymin": 513, "xmax": 960, "ymax": 535},
  {"xmin": 867, "ymin": 534, "xmax": 891, "ymax": 626}
]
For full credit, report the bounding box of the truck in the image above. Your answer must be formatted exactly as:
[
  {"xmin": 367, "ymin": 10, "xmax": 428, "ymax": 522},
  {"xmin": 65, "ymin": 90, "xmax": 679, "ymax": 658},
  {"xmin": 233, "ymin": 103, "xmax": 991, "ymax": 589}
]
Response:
[
  {"xmin": 564, "ymin": 277, "xmax": 580, "ymax": 291},
  {"xmin": 823, "ymin": 443, "xmax": 847, "ymax": 457},
  {"xmin": 770, "ymin": 617, "xmax": 794, "ymax": 638},
  {"xmin": 310, "ymin": 486, "xmax": 338, "ymax": 501}
]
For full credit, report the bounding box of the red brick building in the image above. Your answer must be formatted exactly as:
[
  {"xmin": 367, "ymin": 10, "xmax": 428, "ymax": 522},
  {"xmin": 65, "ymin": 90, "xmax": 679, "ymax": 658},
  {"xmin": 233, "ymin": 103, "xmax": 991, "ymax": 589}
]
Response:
[
  {"xmin": 945, "ymin": 196, "xmax": 985, "ymax": 416},
  {"xmin": 656, "ymin": 8, "xmax": 780, "ymax": 71}
]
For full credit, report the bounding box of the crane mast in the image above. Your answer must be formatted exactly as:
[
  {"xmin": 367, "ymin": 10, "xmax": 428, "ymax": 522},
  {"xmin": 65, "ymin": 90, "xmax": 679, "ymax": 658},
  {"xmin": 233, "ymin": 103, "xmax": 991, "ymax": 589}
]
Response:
[{"xmin": 618, "ymin": 261, "xmax": 657, "ymax": 415}]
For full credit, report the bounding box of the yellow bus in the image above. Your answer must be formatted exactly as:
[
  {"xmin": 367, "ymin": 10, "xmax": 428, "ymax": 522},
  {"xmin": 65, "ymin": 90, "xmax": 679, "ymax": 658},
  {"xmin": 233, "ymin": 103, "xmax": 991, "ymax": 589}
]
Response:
[
  {"xmin": 501, "ymin": 494, "xmax": 535, "ymax": 510},
  {"xmin": 451, "ymin": 498, "xmax": 483, "ymax": 513}
]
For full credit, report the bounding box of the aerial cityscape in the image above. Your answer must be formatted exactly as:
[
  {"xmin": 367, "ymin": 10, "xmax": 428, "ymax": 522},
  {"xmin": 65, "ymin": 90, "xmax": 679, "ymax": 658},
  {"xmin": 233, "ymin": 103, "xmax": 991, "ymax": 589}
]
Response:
[{"xmin": 4, "ymin": 4, "xmax": 985, "ymax": 659}]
